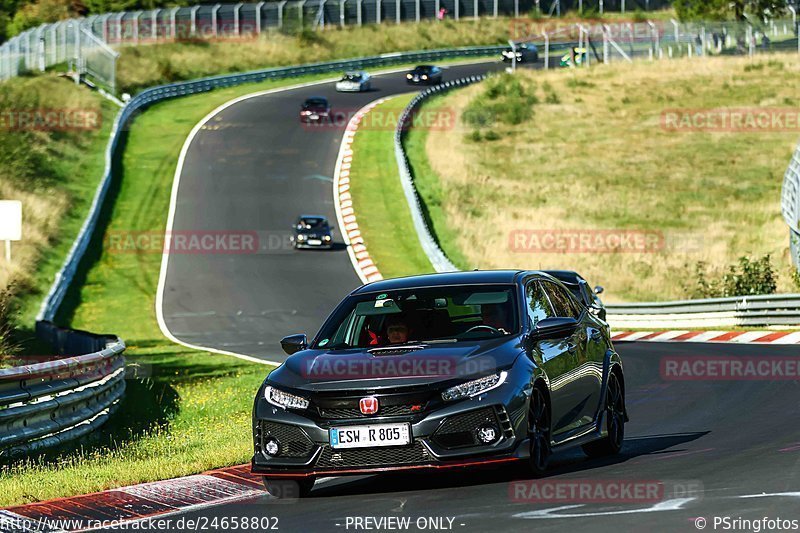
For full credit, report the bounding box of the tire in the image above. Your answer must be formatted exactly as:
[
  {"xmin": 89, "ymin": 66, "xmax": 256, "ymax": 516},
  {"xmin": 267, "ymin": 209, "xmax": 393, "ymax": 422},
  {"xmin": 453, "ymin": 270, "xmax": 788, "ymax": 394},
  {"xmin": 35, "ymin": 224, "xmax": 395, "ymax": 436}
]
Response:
[
  {"xmin": 582, "ymin": 371, "xmax": 625, "ymax": 458},
  {"xmin": 525, "ymin": 385, "xmax": 551, "ymax": 477},
  {"xmin": 263, "ymin": 477, "xmax": 315, "ymax": 498}
]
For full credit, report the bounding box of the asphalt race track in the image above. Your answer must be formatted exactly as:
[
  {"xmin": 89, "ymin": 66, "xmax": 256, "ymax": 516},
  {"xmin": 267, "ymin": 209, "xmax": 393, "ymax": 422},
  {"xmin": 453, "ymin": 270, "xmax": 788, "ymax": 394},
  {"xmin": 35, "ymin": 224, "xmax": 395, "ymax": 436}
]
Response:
[
  {"xmin": 160, "ymin": 60, "xmax": 507, "ymax": 360},
  {"xmin": 158, "ymin": 61, "xmax": 800, "ymax": 531},
  {"xmin": 165, "ymin": 342, "xmax": 800, "ymax": 532}
]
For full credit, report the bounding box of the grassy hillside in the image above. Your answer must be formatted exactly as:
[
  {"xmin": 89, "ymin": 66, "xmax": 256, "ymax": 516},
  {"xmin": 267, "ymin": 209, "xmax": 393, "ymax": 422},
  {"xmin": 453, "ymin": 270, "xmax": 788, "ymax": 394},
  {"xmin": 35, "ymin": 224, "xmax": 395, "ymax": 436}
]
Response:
[{"xmin": 414, "ymin": 54, "xmax": 799, "ymax": 302}]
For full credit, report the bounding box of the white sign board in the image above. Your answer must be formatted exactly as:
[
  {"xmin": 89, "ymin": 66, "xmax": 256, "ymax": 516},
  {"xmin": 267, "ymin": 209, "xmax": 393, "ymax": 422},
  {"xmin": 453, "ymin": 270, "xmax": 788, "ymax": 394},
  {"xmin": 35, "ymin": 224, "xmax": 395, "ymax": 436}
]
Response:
[{"xmin": 0, "ymin": 201, "xmax": 22, "ymax": 241}]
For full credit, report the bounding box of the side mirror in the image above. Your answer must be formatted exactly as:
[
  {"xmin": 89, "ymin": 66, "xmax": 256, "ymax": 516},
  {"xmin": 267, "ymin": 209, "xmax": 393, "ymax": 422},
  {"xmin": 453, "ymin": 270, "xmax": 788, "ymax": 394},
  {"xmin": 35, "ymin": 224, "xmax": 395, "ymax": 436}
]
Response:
[
  {"xmin": 280, "ymin": 334, "xmax": 308, "ymax": 355},
  {"xmin": 532, "ymin": 317, "xmax": 579, "ymax": 340},
  {"xmin": 594, "ymin": 285, "xmax": 604, "ymax": 295}
]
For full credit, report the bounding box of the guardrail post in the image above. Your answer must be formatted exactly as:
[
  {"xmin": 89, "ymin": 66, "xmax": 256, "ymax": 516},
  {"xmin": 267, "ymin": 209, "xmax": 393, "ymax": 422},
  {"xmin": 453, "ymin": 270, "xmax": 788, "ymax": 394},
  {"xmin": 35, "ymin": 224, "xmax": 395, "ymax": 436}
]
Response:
[
  {"xmin": 621, "ymin": 0, "xmax": 625, "ymax": 13},
  {"xmin": 256, "ymin": 1, "xmax": 265, "ymax": 34},
  {"xmin": 473, "ymin": 0, "xmax": 477, "ymax": 18},
  {"xmin": 152, "ymin": 9, "xmax": 159, "ymax": 41},
  {"xmin": 101, "ymin": 13, "xmax": 110, "ymax": 42},
  {"xmin": 493, "ymin": 0, "xmax": 497, "ymax": 17},
  {"xmin": 514, "ymin": 0, "xmax": 518, "ymax": 18},
  {"xmin": 190, "ymin": 6, "xmax": 199, "ymax": 36},
  {"xmin": 234, "ymin": 2, "xmax": 243, "ymax": 35},
  {"xmin": 543, "ymin": 30, "xmax": 549, "ymax": 69},
  {"xmin": 435, "ymin": 0, "xmax": 440, "ymax": 20},
  {"xmin": 377, "ymin": 0, "xmax": 381, "ymax": 23},
  {"xmin": 212, "ymin": 4, "xmax": 221, "ymax": 37},
  {"xmin": 603, "ymin": 25, "xmax": 609, "ymax": 63},
  {"xmin": 416, "ymin": 0, "xmax": 420, "ymax": 22},
  {"xmin": 357, "ymin": 0, "xmax": 362, "ymax": 25},
  {"xmin": 299, "ymin": 0, "xmax": 306, "ymax": 28},
  {"xmin": 278, "ymin": 0, "xmax": 288, "ymax": 29},
  {"xmin": 340, "ymin": 0, "xmax": 346, "ymax": 27},
  {"xmin": 599, "ymin": 0, "xmax": 603, "ymax": 15},
  {"xmin": 170, "ymin": 7, "xmax": 179, "ymax": 40},
  {"xmin": 454, "ymin": 0, "xmax": 459, "ymax": 20},
  {"xmin": 396, "ymin": 0, "xmax": 400, "ymax": 23}
]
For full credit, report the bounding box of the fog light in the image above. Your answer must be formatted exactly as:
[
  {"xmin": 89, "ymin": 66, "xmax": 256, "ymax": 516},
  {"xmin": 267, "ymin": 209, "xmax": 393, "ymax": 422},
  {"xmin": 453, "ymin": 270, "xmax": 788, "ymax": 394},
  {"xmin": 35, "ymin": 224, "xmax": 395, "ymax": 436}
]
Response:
[
  {"xmin": 476, "ymin": 425, "xmax": 499, "ymax": 444},
  {"xmin": 265, "ymin": 438, "xmax": 280, "ymax": 456}
]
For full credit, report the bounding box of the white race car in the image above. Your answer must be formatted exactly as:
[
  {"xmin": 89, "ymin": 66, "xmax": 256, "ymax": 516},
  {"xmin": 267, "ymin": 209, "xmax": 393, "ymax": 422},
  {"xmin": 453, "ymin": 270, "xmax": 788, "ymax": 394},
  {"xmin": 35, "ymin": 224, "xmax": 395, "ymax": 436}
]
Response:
[{"xmin": 335, "ymin": 71, "xmax": 372, "ymax": 92}]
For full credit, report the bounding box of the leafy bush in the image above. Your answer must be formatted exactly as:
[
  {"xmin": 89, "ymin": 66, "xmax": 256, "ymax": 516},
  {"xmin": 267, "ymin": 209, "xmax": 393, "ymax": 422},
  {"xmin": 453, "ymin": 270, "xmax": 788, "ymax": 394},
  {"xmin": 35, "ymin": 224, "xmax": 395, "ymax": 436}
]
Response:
[
  {"xmin": 463, "ymin": 73, "xmax": 537, "ymax": 129},
  {"xmin": 791, "ymin": 267, "xmax": 800, "ymax": 291},
  {"xmin": 688, "ymin": 255, "xmax": 778, "ymax": 298},
  {"xmin": 483, "ymin": 129, "xmax": 501, "ymax": 141}
]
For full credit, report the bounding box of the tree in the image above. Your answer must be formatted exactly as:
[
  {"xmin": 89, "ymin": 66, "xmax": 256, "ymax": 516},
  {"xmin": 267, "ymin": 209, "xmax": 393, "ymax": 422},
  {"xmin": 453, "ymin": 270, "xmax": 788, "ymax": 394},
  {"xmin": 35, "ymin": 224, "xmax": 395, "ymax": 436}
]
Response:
[{"xmin": 675, "ymin": 0, "xmax": 788, "ymax": 21}]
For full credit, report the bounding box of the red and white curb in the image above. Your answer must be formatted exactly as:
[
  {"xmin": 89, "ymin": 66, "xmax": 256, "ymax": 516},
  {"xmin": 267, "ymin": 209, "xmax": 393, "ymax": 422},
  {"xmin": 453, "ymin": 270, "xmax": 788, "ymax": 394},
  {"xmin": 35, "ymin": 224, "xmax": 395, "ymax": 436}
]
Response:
[
  {"xmin": 612, "ymin": 330, "xmax": 800, "ymax": 344},
  {"xmin": 0, "ymin": 465, "xmax": 264, "ymax": 532},
  {"xmin": 333, "ymin": 96, "xmax": 399, "ymax": 285}
]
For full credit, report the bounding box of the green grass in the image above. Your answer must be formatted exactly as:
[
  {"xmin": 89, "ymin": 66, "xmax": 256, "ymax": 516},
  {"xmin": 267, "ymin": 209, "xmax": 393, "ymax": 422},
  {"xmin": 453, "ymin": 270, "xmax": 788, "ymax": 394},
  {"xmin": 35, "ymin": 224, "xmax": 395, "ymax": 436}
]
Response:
[
  {"xmin": 0, "ymin": 76, "xmax": 116, "ymax": 357},
  {"xmin": 347, "ymin": 95, "xmax": 434, "ymax": 278},
  {"xmin": 0, "ymin": 73, "xmax": 360, "ymax": 506}
]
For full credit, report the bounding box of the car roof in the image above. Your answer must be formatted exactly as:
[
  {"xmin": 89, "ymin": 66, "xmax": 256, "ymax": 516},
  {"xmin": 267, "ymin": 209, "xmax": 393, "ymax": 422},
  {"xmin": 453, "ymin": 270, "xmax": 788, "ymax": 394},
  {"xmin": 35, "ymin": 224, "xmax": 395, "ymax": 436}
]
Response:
[
  {"xmin": 344, "ymin": 70, "xmax": 365, "ymax": 75},
  {"xmin": 351, "ymin": 270, "xmax": 529, "ymax": 294},
  {"xmin": 298, "ymin": 214, "xmax": 328, "ymax": 221},
  {"xmin": 304, "ymin": 96, "xmax": 328, "ymax": 103}
]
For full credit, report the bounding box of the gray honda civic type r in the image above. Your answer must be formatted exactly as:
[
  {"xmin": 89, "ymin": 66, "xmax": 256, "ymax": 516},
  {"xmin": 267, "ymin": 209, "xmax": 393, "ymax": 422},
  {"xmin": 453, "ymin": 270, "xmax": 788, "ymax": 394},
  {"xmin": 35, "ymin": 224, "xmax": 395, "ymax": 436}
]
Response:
[{"xmin": 252, "ymin": 270, "xmax": 627, "ymax": 497}]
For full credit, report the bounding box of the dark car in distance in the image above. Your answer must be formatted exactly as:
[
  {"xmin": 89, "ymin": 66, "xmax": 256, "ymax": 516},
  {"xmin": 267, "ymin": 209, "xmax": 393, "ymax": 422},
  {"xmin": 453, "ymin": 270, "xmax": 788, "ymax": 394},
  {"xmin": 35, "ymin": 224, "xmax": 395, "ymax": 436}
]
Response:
[
  {"xmin": 252, "ymin": 270, "xmax": 627, "ymax": 498},
  {"xmin": 543, "ymin": 270, "xmax": 607, "ymax": 322},
  {"xmin": 299, "ymin": 97, "xmax": 331, "ymax": 123},
  {"xmin": 292, "ymin": 215, "xmax": 333, "ymax": 249},
  {"xmin": 406, "ymin": 65, "xmax": 443, "ymax": 85},
  {"xmin": 502, "ymin": 42, "xmax": 539, "ymax": 63}
]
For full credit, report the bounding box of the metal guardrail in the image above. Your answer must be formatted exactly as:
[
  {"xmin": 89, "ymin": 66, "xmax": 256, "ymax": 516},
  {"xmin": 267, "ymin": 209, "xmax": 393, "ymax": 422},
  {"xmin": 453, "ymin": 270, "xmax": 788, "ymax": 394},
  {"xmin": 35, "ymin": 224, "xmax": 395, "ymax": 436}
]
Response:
[
  {"xmin": 36, "ymin": 46, "xmax": 504, "ymax": 323},
  {"xmin": 393, "ymin": 76, "xmax": 489, "ymax": 273},
  {"xmin": 605, "ymin": 294, "xmax": 800, "ymax": 328},
  {"xmin": 0, "ymin": 322, "xmax": 126, "ymax": 459}
]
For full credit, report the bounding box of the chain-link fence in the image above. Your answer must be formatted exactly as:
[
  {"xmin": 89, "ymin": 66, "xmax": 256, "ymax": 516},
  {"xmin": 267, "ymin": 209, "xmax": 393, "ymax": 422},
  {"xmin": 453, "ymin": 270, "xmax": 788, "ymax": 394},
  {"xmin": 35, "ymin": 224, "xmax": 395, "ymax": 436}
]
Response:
[{"xmin": 0, "ymin": 0, "xmax": 700, "ymax": 90}]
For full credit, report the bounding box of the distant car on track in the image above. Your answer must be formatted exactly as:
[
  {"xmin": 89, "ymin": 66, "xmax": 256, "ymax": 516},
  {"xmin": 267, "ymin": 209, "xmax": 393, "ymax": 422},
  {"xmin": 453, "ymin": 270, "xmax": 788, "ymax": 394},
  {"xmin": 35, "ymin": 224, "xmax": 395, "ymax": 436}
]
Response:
[
  {"xmin": 299, "ymin": 97, "xmax": 331, "ymax": 123},
  {"xmin": 292, "ymin": 215, "xmax": 333, "ymax": 249},
  {"xmin": 252, "ymin": 270, "xmax": 626, "ymax": 498},
  {"xmin": 336, "ymin": 71, "xmax": 372, "ymax": 92},
  {"xmin": 406, "ymin": 65, "xmax": 443, "ymax": 85},
  {"xmin": 542, "ymin": 270, "xmax": 606, "ymax": 322},
  {"xmin": 502, "ymin": 42, "xmax": 539, "ymax": 63}
]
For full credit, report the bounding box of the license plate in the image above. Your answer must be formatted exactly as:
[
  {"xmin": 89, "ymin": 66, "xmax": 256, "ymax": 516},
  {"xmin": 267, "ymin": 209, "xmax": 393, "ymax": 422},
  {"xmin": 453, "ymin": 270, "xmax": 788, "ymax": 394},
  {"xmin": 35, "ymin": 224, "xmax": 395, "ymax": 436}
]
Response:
[
  {"xmin": 310, "ymin": 114, "xmax": 319, "ymax": 120},
  {"xmin": 308, "ymin": 239, "xmax": 322, "ymax": 245},
  {"xmin": 330, "ymin": 423, "xmax": 411, "ymax": 449}
]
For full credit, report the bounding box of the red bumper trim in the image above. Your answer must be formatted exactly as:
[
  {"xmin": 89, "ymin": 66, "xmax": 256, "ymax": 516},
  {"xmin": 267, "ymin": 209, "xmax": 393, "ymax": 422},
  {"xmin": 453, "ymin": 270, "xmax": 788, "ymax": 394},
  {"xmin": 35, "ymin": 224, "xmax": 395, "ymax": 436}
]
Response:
[{"xmin": 251, "ymin": 456, "xmax": 523, "ymax": 478}]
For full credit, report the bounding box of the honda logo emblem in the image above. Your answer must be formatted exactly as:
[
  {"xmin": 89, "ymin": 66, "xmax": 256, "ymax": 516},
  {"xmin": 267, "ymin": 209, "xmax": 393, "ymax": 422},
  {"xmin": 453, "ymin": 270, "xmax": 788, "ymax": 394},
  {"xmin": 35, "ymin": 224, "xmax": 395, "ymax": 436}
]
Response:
[{"xmin": 359, "ymin": 397, "xmax": 379, "ymax": 415}]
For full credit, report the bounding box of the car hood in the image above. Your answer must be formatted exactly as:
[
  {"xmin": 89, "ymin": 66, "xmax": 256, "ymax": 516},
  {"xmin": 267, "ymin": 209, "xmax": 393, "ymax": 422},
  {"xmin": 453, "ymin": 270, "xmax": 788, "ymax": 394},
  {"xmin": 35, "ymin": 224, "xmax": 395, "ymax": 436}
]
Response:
[{"xmin": 268, "ymin": 336, "xmax": 523, "ymax": 392}]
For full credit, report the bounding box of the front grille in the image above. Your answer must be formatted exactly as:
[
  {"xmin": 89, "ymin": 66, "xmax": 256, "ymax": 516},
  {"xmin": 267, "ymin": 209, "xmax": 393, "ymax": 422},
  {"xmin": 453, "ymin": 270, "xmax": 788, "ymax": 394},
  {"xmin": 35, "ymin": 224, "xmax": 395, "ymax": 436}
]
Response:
[
  {"xmin": 312, "ymin": 387, "xmax": 434, "ymax": 421},
  {"xmin": 432, "ymin": 407, "xmax": 501, "ymax": 449},
  {"xmin": 316, "ymin": 441, "xmax": 431, "ymax": 469},
  {"xmin": 258, "ymin": 421, "xmax": 315, "ymax": 458},
  {"xmin": 318, "ymin": 404, "xmax": 418, "ymax": 419}
]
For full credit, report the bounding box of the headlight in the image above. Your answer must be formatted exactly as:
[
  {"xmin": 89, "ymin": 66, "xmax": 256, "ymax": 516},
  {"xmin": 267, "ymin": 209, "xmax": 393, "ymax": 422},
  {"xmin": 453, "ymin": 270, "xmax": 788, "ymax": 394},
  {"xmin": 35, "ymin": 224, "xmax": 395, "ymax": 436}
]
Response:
[
  {"xmin": 441, "ymin": 372, "xmax": 507, "ymax": 402},
  {"xmin": 323, "ymin": 235, "xmax": 331, "ymax": 241},
  {"xmin": 422, "ymin": 75, "xmax": 428, "ymax": 80},
  {"xmin": 265, "ymin": 386, "xmax": 309, "ymax": 410},
  {"xmin": 297, "ymin": 234, "xmax": 307, "ymax": 241},
  {"xmin": 406, "ymin": 73, "xmax": 413, "ymax": 79}
]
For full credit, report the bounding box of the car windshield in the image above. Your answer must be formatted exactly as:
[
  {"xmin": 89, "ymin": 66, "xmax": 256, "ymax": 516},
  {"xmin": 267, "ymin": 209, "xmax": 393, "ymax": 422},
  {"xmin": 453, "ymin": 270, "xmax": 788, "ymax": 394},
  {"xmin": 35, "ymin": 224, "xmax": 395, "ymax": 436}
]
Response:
[
  {"xmin": 304, "ymin": 98, "xmax": 327, "ymax": 108},
  {"xmin": 313, "ymin": 285, "xmax": 519, "ymax": 350},
  {"xmin": 298, "ymin": 217, "xmax": 326, "ymax": 229},
  {"xmin": 413, "ymin": 66, "xmax": 432, "ymax": 73},
  {"xmin": 342, "ymin": 73, "xmax": 362, "ymax": 81}
]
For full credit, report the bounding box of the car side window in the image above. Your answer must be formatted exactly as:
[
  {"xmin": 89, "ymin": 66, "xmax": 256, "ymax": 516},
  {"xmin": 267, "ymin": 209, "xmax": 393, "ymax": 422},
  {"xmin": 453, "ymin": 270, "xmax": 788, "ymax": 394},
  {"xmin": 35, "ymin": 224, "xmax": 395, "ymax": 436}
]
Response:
[
  {"xmin": 542, "ymin": 282, "xmax": 579, "ymax": 319},
  {"xmin": 525, "ymin": 281, "xmax": 554, "ymax": 327}
]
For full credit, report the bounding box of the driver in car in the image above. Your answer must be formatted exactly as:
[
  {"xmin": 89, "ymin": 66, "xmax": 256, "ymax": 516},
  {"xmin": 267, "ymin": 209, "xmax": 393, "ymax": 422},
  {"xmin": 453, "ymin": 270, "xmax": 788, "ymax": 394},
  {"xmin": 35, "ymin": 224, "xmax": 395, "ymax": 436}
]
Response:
[
  {"xmin": 385, "ymin": 316, "xmax": 411, "ymax": 344},
  {"xmin": 481, "ymin": 304, "xmax": 511, "ymax": 334}
]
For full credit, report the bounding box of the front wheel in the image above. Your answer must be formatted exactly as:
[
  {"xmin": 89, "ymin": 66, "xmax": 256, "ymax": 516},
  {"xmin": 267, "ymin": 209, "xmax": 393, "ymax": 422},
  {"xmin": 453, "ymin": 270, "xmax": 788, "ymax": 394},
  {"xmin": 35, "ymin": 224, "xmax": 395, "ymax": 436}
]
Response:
[
  {"xmin": 582, "ymin": 371, "xmax": 625, "ymax": 458},
  {"xmin": 525, "ymin": 386, "xmax": 551, "ymax": 477},
  {"xmin": 263, "ymin": 477, "xmax": 315, "ymax": 498}
]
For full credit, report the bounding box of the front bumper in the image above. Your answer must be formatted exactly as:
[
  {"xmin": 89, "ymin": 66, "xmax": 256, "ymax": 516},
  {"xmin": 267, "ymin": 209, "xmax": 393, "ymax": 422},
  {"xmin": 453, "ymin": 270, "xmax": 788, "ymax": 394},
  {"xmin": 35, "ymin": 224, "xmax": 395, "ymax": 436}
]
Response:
[{"xmin": 251, "ymin": 370, "xmax": 531, "ymax": 477}]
